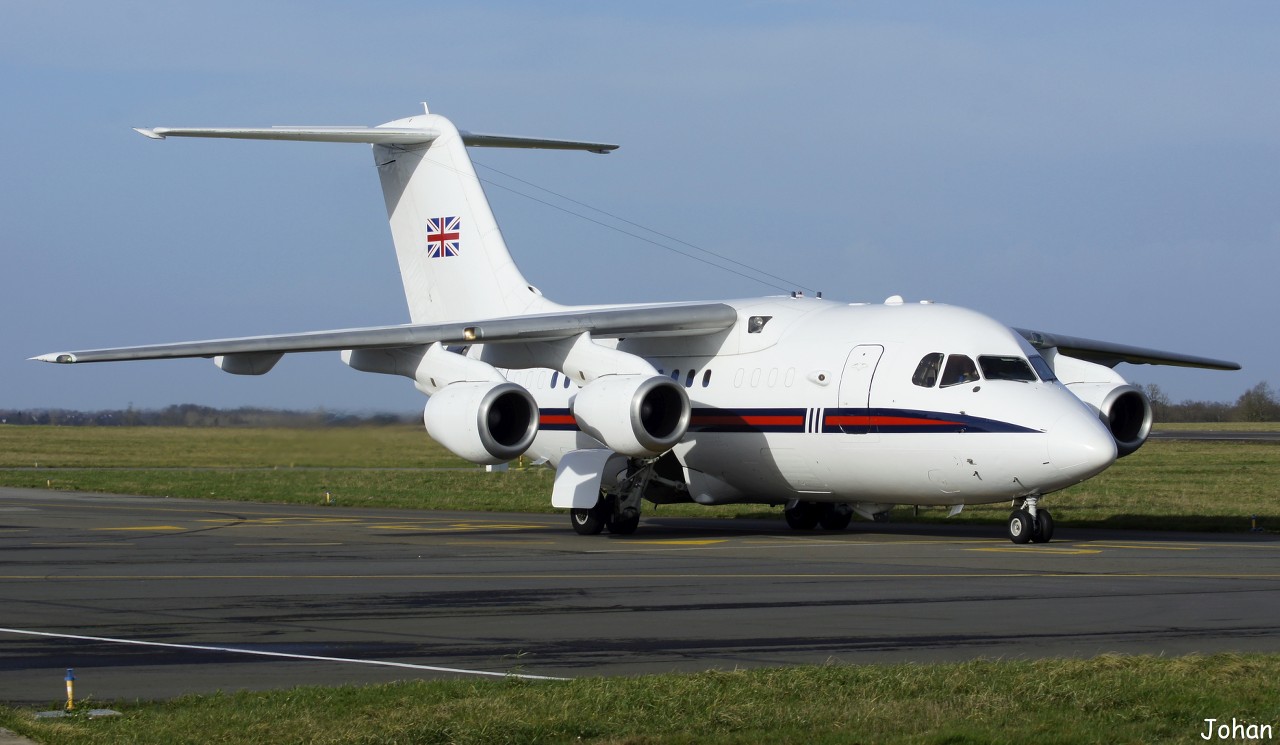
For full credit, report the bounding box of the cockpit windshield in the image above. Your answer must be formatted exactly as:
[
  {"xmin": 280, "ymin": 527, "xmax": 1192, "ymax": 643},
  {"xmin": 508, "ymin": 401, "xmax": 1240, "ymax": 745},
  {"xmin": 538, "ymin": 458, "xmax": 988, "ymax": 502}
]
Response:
[
  {"xmin": 939, "ymin": 354, "xmax": 980, "ymax": 387},
  {"xmin": 914, "ymin": 352, "xmax": 1053, "ymax": 388},
  {"xmin": 978, "ymin": 355, "xmax": 1037, "ymax": 382},
  {"xmin": 911, "ymin": 352, "xmax": 943, "ymax": 387},
  {"xmin": 1028, "ymin": 354, "xmax": 1057, "ymax": 382}
]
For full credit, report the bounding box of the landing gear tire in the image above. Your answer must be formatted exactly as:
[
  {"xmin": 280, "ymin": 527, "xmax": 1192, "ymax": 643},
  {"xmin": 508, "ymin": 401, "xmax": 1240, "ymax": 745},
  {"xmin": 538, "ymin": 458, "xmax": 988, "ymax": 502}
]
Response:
[
  {"xmin": 570, "ymin": 507, "xmax": 606, "ymax": 536},
  {"xmin": 1008, "ymin": 510, "xmax": 1033, "ymax": 544},
  {"xmin": 818, "ymin": 504, "xmax": 853, "ymax": 531},
  {"xmin": 785, "ymin": 501, "xmax": 821, "ymax": 530},
  {"xmin": 606, "ymin": 509, "xmax": 641, "ymax": 535},
  {"xmin": 1031, "ymin": 509, "xmax": 1054, "ymax": 543}
]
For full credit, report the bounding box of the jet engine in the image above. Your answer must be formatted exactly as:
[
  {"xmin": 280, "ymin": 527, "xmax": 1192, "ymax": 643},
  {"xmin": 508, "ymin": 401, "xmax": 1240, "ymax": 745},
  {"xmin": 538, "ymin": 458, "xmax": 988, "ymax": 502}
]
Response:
[
  {"xmin": 572, "ymin": 375, "xmax": 691, "ymax": 457},
  {"xmin": 1067, "ymin": 382, "xmax": 1152, "ymax": 457},
  {"xmin": 423, "ymin": 381, "xmax": 538, "ymax": 465}
]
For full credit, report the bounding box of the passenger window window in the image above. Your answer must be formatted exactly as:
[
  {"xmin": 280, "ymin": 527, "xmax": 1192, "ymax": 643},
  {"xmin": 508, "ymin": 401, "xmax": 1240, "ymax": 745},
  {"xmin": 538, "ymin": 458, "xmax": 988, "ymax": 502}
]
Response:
[
  {"xmin": 939, "ymin": 355, "xmax": 981, "ymax": 388},
  {"xmin": 564, "ymin": 375, "xmax": 572, "ymax": 389},
  {"xmin": 685, "ymin": 369, "xmax": 696, "ymax": 387},
  {"xmin": 978, "ymin": 356, "xmax": 1037, "ymax": 382},
  {"xmin": 550, "ymin": 371, "xmax": 559, "ymax": 388},
  {"xmin": 911, "ymin": 353, "xmax": 944, "ymax": 387},
  {"xmin": 671, "ymin": 369, "xmax": 681, "ymax": 381},
  {"xmin": 702, "ymin": 369, "xmax": 711, "ymax": 387}
]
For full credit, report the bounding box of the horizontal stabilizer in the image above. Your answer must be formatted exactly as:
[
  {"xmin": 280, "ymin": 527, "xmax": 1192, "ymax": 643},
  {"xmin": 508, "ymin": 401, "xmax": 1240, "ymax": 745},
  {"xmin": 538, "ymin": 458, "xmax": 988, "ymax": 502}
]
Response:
[
  {"xmin": 1016, "ymin": 328, "xmax": 1241, "ymax": 370},
  {"xmin": 134, "ymin": 126, "xmax": 617, "ymax": 153},
  {"xmin": 33, "ymin": 303, "xmax": 737, "ymax": 364}
]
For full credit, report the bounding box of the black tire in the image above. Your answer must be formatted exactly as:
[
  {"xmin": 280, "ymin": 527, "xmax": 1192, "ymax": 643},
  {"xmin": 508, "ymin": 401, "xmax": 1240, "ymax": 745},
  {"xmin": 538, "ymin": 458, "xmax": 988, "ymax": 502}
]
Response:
[
  {"xmin": 1008, "ymin": 510, "xmax": 1033, "ymax": 544},
  {"xmin": 570, "ymin": 508, "xmax": 605, "ymax": 535},
  {"xmin": 1032, "ymin": 509, "xmax": 1054, "ymax": 543},
  {"xmin": 606, "ymin": 510, "xmax": 640, "ymax": 535},
  {"xmin": 784, "ymin": 502, "xmax": 820, "ymax": 530},
  {"xmin": 818, "ymin": 504, "xmax": 853, "ymax": 531}
]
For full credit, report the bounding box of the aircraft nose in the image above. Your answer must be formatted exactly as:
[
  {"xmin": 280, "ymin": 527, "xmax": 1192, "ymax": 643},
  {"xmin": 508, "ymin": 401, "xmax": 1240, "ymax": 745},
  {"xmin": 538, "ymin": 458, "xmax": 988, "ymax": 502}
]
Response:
[{"xmin": 1047, "ymin": 409, "xmax": 1117, "ymax": 482}]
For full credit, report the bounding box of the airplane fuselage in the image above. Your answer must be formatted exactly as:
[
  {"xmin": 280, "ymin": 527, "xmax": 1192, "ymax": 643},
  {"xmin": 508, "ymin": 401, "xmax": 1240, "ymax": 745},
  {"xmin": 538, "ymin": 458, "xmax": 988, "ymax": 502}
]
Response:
[{"xmin": 504, "ymin": 296, "xmax": 1117, "ymax": 511}]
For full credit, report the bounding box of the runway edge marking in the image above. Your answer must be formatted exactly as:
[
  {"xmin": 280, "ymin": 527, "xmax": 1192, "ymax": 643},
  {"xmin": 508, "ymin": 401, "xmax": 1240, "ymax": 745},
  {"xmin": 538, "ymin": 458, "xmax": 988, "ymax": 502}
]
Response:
[{"xmin": 0, "ymin": 627, "xmax": 567, "ymax": 682}]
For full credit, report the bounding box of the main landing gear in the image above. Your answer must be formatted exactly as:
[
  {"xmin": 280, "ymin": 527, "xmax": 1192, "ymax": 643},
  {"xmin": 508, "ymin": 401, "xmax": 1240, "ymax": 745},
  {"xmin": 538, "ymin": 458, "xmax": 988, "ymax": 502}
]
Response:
[
  {"xmin": 569, "ymin": 457, "xmax": 672, "ymax": 536},
  {"xmin": 570, "ymin": 503, "xmax": 639, "ymax": 536},
  {"xmin": 784, "ymin": 501, "xmax": 853, "ymax": 531},
  {"xmin": 1008, "ymin": 496, "xmax": 1054, "ymax": 544}
]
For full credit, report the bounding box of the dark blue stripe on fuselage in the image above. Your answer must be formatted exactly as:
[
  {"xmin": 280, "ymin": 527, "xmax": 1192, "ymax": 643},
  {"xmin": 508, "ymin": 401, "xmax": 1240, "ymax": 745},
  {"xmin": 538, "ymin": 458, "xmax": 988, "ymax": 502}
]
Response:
[{"xmin": 536, "ymin": 407, "xmax": 1039, "ymax": 435}]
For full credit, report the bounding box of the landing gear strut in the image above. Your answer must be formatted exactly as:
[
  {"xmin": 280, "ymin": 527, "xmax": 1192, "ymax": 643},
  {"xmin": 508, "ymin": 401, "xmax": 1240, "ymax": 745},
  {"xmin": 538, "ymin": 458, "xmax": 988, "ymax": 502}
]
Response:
[
  {"xmin": 1008, "ymin": 496, "xmax": 1054, "ymax": 544},
  {"xmin": 568, "ymin": 457, "xmax": 664, "ymax": 536}
]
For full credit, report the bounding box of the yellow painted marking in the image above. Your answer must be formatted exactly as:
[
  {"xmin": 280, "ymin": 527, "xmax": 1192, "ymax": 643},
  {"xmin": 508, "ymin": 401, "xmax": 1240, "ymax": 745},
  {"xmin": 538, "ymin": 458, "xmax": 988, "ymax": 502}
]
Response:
[
  {"xmin": 613, "ymin": 539, "xmax": 729, "ymax": 546},
  {"xmin": 91, "ymin": 525, "xmax": 186, "ymax": 532},
  {"xmin": 30, "ymin": 542, "xmax": 135, "ymax": 547},
  {"xmin": 445, "ymin": 540, "xmax": 557, "ymax": 546},
  {"xmin": 1081, "ymin": 543, "xmax": 1201, "ymax": 551},
  {"xmin": 967, "ymin": 547, "xmax": 1103, "ymax": 555},
  {"xmin": 234, "ymin": 542, "xmax": 344, "ymax": 547}
]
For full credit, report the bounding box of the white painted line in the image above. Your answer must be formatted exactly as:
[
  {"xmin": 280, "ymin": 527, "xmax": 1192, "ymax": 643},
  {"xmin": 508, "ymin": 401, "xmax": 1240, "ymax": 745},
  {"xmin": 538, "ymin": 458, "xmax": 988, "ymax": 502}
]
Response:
[{"xmin": 0, "ymin": 627, "xmax": 567, "ymax": 681}]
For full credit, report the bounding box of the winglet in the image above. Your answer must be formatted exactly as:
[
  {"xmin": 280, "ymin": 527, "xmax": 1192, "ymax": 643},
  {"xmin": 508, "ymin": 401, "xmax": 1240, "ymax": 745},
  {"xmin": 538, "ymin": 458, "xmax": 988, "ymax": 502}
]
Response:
[{"xmin": 134, "ymin": 128, "xmax": 165, "ymax": 140}]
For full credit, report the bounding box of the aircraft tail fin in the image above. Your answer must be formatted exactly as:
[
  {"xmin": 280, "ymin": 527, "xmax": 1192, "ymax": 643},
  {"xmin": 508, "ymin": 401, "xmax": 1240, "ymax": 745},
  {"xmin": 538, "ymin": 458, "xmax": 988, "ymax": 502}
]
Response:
[{"xmin": 137, "ymin": 109, "xmax": 618, "ymax": 324}]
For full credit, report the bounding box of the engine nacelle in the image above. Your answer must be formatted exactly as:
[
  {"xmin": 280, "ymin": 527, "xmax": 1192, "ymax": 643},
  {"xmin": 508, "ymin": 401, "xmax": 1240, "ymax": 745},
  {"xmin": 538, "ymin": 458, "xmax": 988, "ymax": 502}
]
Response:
[
  {"xmin": 572, "ymin": 375, "xmax": 691, "ymax": 457},
  {"xmin": 423, "ymin": 381, "xmax": 538, "ymax": 465},
  {"xmin": 1067, "ymin": 382, "xmax": 1152, "ymax": 457}
]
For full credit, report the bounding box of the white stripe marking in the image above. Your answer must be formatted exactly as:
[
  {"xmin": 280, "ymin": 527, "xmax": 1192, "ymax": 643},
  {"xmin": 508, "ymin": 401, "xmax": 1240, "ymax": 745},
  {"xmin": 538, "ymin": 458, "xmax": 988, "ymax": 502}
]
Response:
[{"xmin": 0, "ymin": 627, "xmax": 567, "ymax": 681}]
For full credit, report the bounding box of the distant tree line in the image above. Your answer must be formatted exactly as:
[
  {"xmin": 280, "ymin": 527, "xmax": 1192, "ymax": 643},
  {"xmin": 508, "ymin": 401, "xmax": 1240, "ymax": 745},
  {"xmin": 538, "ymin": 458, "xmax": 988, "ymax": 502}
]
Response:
[
  {"xmin": 0, "ymin": 403, "xmax": 415, "ymax": 428},
  {"xmin": 1137, "ymin": 380, "xmax": 1280, "ymax": 423}
]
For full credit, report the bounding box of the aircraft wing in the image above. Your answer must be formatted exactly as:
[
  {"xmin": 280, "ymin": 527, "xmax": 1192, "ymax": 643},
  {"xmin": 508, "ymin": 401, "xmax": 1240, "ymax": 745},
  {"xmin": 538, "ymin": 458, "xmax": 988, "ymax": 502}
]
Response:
[
  {"xmin": 33, "ymin": 303, "xmax": 737, "ymax": 365},
  {"xmin": 1015, "ymin": 328, "xmax": 1240, "ymax": 371}
]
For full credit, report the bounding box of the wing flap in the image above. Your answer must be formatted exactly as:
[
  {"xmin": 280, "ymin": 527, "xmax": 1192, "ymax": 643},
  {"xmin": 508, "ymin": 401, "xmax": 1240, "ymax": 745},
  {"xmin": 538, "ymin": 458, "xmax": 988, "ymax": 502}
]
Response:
[
  {"xmin": 1015, "ymin": 328, "xmax": 1240, "ymax": 370},
  {"xmin": 33, "ymin": 303, "xmax": 738, "ymax": 365}
]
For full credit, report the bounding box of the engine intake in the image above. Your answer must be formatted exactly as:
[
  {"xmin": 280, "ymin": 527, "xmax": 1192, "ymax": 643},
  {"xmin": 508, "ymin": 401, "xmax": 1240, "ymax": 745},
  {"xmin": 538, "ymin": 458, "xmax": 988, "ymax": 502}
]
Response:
[
  {"xmin": 423, "ymin": 381, "xmax": 538, "ymax": 465},
  {"xmin": 1070, "ymin": 382, "xmax": 1152, "ymax": 457},
  {"xmin": 572, "ymin": 375, "xmax": 691, "ymax": 457}
]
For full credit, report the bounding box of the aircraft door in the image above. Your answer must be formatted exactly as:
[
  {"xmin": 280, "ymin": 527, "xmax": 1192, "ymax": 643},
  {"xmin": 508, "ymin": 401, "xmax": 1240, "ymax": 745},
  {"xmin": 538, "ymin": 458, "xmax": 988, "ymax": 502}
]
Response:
[{"xmin": 838, "ymin": 344, "xmax": 884, "ymax": 409}]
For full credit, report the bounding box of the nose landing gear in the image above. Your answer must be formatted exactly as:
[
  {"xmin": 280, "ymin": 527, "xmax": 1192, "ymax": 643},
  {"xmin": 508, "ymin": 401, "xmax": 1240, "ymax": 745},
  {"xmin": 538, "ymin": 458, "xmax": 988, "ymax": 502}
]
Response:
[{"xmin": 1009, "ymin": 496, "xmax": 1054, "ymax": 544}]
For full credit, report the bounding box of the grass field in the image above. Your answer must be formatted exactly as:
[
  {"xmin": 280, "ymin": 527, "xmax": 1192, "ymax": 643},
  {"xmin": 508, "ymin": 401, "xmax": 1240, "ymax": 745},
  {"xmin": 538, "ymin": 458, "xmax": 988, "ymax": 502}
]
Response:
[
  {"xmin": 2, "ymin": 654, "xmax": 1277, "ymax": 744},
  {"xmin": 1, "ymin": 424, "xmax": 1276, "ymax": 530}
]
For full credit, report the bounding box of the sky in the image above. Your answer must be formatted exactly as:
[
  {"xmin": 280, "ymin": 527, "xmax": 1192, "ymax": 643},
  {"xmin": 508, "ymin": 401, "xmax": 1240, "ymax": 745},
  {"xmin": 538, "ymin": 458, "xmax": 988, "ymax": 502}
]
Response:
[{"xmin": 2, "ymin": 1, "xmax": 1277, "ymax": 414}]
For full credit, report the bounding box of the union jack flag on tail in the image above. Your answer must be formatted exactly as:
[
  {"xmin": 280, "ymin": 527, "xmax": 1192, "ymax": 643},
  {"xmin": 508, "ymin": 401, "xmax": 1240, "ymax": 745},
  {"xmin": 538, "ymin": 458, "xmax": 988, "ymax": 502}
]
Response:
[{"xmin": 426, "ymin": 216, "xmax": 461, "ymax": 258}]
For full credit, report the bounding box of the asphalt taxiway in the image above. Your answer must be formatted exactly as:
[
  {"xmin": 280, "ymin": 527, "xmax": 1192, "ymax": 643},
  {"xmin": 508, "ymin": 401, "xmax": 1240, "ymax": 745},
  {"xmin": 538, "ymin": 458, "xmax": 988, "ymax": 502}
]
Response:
[{"xmin": 2, "ymin": 487, "xmax": 1278, "ymax": 704}]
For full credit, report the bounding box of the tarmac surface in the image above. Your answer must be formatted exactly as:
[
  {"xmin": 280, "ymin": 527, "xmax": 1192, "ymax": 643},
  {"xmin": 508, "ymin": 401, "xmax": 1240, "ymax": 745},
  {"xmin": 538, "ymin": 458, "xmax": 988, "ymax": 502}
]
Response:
[{"xmin": 2, "ymin": 486, "xmax": 1279, "ymax": 705}]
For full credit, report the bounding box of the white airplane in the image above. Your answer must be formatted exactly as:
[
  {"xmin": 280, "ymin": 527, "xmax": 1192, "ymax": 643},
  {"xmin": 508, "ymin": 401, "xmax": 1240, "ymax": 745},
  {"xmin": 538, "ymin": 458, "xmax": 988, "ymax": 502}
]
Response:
[{"xmin": 35, "ymin": 105, "xmax": 1239, "ymax": 544}]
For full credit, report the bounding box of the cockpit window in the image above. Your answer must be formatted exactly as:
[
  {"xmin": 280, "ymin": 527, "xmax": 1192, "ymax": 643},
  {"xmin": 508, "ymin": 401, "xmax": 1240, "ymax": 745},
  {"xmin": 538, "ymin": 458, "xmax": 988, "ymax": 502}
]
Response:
[
  {"xmin": 978, "ymin": 355, "xmax": 1037, "ymax": 382},
  {"xmin": 911, "ymin": 353, "xmax": 944, "ymax": 387},
  {"xmin": 939, "ymin": 354, "xmax": 981, "ymax": 388},
  {"xmin": 1028, "ymin": 354, "xmax": 1057, "ymax": 382}
]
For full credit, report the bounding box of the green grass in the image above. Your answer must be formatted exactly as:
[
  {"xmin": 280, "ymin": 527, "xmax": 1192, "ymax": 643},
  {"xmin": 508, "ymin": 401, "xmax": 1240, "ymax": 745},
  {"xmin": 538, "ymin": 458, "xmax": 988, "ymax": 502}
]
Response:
[
  {"xmin": 3, "ymin": 654, "xmax": 1278, "ymax": 744},
  {"xmin": 0, "ymin": 424, "xmax": 448, "ymax": 469},
  {"xmin": 0, "ymin": 425, "xmax": 772, "ymax": 518},
  {"xmin": 1, "ymin": 425, "xmax": 1277, "ymax": 529},
  {"xmin": 1153, "ymin": 421, "xmax": 1280, "ymax": 432}
]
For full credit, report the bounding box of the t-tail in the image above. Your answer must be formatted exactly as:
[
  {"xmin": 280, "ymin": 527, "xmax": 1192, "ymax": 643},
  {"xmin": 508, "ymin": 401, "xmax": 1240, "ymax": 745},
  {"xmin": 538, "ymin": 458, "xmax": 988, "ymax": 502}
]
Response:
[{"xmin": 135, "ymin": 104, "xmax": 618, "ymax": 324}]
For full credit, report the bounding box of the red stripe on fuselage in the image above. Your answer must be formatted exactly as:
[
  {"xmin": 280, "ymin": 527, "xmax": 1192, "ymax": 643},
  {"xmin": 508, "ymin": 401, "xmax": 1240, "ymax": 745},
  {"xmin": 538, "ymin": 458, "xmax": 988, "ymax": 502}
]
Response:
[{"xmin": 692, "ymin": 415, "xmax": 804, "ymax": 427}]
